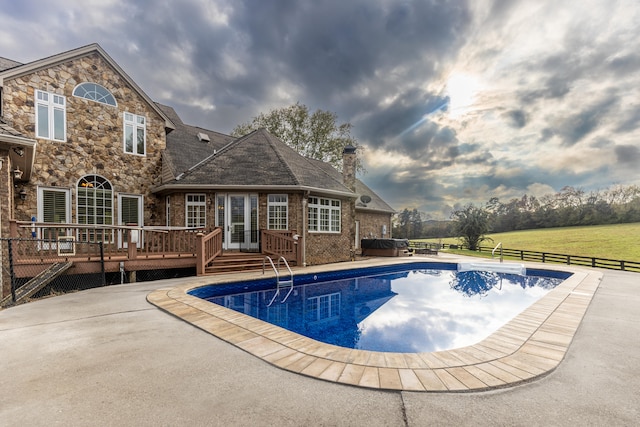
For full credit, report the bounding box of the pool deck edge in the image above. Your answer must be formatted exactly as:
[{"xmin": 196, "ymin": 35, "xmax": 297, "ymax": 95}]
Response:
[{"xmin": 146, "ymin": 257, "xmax": 602, "ymax": 392}]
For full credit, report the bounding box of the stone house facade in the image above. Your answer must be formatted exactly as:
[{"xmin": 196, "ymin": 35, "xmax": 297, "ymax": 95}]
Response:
[{"xmin": 0, "ymin": 43, "xmax": 395, "ymax": 278}]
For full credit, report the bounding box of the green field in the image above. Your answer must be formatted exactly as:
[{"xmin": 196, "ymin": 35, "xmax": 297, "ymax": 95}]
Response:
[{"xmin": 416, "ymin": 222, "xmax": 640, "ymax": 261}]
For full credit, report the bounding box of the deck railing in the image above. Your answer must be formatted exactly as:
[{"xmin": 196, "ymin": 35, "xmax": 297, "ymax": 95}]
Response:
[
  {"xmin": 196, "ymin": 228, "xmax": 223, "ymax": 275},
  {"xmin": 261, "ymin": 229, "xmax": 302, "ymax": 265},
  {"xmin": 9, "ymin": 221, "xmax": 205, "ymax": 260}
]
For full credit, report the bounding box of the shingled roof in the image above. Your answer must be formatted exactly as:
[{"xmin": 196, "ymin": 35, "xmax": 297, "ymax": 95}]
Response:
[
  {"xmin": 306, "ymin": 157, "xmax": 396, "ymax": 214},
  {"xmin": 0, "ymin": 56, "xmax": 22, "ymax": 72},
  {"xmin": 156, "ymin": 103, "xmax": 234, "ymax": 177},
  {"xmin": 0, "ymin": 117, "xmax": 27, "ymax": 139},
  {"xmin": 154, "ymin": 106, "xmax": 393, "ymax": 211},
  {"xmin": 154, "ymin": 128, "xmax": 354, "ymax": 197}
]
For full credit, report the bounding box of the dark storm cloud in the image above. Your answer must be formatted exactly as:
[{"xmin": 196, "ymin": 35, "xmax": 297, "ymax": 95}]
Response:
[
  {"xmin": 554, "ymin": 96, "xmax": 618, "ymax": 146},
  {"xmin": 1, "ymin": 0, "xmax": 638, "ymax": 219},
  {"xmin": 614, "ymin": 145, "xmax": 640, "ymax": 165},
  {"xmin": 615, "ymin": 105, "xmax": 640, "ymax": 133},
  {"xmin": 505, "ymin": 109, "xmax": 527, "ymax": 128}
]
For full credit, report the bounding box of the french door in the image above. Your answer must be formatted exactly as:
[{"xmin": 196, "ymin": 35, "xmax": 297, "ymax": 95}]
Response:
[{"xmin": 217, "ymin": 193, "xmax": 258, "ymax": 250}]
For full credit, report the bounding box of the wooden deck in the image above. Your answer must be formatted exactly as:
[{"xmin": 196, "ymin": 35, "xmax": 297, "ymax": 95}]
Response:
[{"xmin": 7, "ymin": 221, "xmax": 303, "ymax": 279}]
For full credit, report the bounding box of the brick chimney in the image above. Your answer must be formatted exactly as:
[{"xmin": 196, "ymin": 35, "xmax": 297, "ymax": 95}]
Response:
[{"xmin": 342, "ymin": 145, "xmax": 357, "ymax": 192}]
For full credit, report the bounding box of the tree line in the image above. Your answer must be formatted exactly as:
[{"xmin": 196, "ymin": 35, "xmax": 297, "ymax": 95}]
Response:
[{"xmin": 393, "ymin": 184, "xmax": 640, "ymax": 240}]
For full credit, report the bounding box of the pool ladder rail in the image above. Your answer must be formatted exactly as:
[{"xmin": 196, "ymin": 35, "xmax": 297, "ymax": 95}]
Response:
[{"xmin": 263, "ymin": 256, "xmax": 294, "ymax": 306}]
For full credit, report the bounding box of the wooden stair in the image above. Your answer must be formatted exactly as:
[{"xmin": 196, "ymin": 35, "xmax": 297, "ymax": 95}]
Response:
[
  {"xmin": 1, "ymin": 262, "xmax": 73, "ymax": 307},
  {"xmin": 205, "ymin": 252, "xmax": 269, "ymax": 274}
]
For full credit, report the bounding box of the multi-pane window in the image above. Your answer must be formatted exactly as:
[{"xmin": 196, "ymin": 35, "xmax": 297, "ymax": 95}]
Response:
[
  {"xmin": 124, "ymin": 112, "xmax": 146, "ymax": 155},
  {"xmin": 306, "ymin": 292, "xmax": 341, "ymax": 322},
  {"xmin": 73, "ymin": 83, "xmax": 117, "ymax": 106},
  {"xmin": 308, "ymin": 197, "xmax": 341, "ymax": 232},
  {"xmin": 77, "ymin": 175, "xmax": 113, "ymax": 227},
  {"xmin": 35, "ymin": 90, "xmax": 66, "ymax": 141},
  {"xmin": 186, "ymin": 194, "xmax": 206, "ymax": 228},
  {"xmin": 267, "ymin": 194, "xmax": 288, "ymax": 230}
]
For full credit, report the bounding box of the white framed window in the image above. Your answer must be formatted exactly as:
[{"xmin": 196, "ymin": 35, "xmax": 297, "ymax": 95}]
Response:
[
  {"xmin": 37, "ymin": 186, "xmax": 71, "ymax": 241},
  {"xmin": 308, "ymin": 196, "xmax": 341, "ymax": 233},
  {"xmin": 35, "ymin": 90, "xmax": 66, "ymax": 141},
  {"xmin": 186, "ymin": 194, "xmax": 206, "ymax": 228},
  {"xmin": 267, "ymin": 194, "xmax": 288, "ymax": 230},
  {"xmin": 306, "ymin": 292, "xmax": 341, "ymax": 322},
  {"xmin": 118, "ymin": 194, "xmax": 142, "ymax": 227},
  {"xmin": 77, "ymin": 175, "xmax": 113, "ymax": 226},
  {"xmin": 118, "ymin": 194, "xmax": 143, "ymax": 248},
  {"xmin": 166, "ymin": 195, "xmax": 171, "ymax": 227},
  {"xmin": 124, "ymin": 112, "xmax": 146, "ymax": 155},
  {"xmin": 73, "ymin": 82, "xmax": 117, "ymax": 106},
  {"xmin": 76, "ymin": 175, "xmax": 114, "ymax": 243}
]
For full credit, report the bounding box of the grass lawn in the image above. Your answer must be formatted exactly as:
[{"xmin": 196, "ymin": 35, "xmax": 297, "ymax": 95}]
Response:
[{"xmin": 415, "ymin": 222, "xmax": 640, "ymax": 261}]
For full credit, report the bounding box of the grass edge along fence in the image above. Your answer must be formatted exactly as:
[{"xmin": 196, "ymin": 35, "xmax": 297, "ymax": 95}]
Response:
[{"xmin": 408, "ymin": 241, "xmax": 640, "ymax": 273}]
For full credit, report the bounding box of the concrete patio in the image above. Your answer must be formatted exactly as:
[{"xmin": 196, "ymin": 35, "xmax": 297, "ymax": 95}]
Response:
[{"xmin": 0, "ymin": 258, "xmax": 638, "ymax": 426}]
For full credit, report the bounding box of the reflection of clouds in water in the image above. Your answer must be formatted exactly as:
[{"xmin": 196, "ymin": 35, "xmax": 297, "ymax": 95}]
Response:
[{"xmin": 356, "ymin": 270, "xmax": 560, "ymax": 352}]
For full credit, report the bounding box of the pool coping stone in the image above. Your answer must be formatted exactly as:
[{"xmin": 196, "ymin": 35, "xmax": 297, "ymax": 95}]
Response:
[{"xmin": 146, "ymin": 256, "xmax": 602, "ymax": 392}]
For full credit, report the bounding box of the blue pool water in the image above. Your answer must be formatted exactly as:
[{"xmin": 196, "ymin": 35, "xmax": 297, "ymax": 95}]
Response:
[{"xmin": 189, "ymin": 262, "xmax": 570, "ymax": 353}]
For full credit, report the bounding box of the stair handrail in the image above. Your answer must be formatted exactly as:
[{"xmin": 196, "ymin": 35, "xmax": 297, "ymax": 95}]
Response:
[
  {"xmin": 264, "ymin": 256, "xmax": 294, "ymax": 306},
  {"xmin": 277, "ymin": 256, "xmax": 294, "ymax": 303},
  {"xmin": 492, "ymin": 242, "xmax": 503, "ymax": 263}
]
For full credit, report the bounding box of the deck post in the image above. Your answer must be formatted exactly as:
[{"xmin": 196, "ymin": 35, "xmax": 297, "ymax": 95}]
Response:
[
  {"xmin": 9, "ymin": 220, "xmax": 18, "ymax": 238},
  {"xmin": 127, "ymin": 228, "xmax": 137, "ymax": 260},
  {"xmin": 196, "ymin": 232, "xmax": 205, "ymax": 275}
]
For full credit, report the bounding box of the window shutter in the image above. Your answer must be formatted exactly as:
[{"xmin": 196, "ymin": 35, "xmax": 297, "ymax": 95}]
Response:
[
  {"xmin": 120, "ymin": 197, "xmax": 139, "ymax": 225},
  {"xmin": 43, "ymin": 190, "xmax": 67, "ymax": 223}
]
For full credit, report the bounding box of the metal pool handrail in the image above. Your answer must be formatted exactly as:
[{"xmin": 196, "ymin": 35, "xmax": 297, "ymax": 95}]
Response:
[
  {"xmin": 263, "ymin": 256, "xmax": 294, "ymax": 306},
  {"xmin": 492, "ymin": 242, "xmax": 503, "ymax": 262}
]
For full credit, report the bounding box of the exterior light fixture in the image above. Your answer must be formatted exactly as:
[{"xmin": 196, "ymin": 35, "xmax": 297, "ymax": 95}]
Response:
[
  {"xmin": 19, "ymin": 188, "xmax": 27, "ymax": 201},
  {"xmin": 13, "ymin": 167, "xmax": 23, "ymax": 181}
]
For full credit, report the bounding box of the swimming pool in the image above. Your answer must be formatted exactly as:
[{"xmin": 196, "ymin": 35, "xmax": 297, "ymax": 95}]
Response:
[{"xmin": 189, "ymin": 262, "xmax": 570, "ymax": 353}]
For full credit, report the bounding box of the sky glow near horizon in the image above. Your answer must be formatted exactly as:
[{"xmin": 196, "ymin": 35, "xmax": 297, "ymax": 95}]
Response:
[{"xmin": 0, "ymin": 0, "xmax": 638, "ymax": 219}]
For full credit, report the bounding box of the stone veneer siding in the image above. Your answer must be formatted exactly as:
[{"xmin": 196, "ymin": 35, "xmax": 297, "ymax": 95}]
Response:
[{"xmin": 1, "ymin": 52, "xmax": 166, "ymax": 226}]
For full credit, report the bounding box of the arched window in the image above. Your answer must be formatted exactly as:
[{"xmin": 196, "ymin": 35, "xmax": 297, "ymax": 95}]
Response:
[
  {"xmin": 77, "ymin": 175, "xmax": 113, "ymax": 227},
  {"xmin": 73, "ymin": 82, "xmax": 117, "ymax": 106}
]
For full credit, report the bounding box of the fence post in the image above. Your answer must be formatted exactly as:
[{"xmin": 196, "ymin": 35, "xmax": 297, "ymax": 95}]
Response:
[
  {"xmin": 100, "ymin": 242, "xmax": 106, "ymax": 286},
  {"xmin": 621, "ymin": 261, "xmax": 625, "ymax": 271},
  {"xmin": 7, "ymin": 239, "xmax": 16, "ymax": 303}
]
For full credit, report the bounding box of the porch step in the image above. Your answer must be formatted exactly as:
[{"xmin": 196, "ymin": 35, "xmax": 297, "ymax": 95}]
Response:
[
  {"xmin": 205, "ymin": 253, "xmax": 267, "ymax": 274},
  {"xmin": 1, "ymin": 262, "xmax": 73, "ymax": 307}
]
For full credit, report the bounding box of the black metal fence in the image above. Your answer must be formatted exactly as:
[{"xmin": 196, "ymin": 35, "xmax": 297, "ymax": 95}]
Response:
[
  {"xmin": 408, "ymin": 241, "xmax": 640, "ymax": 273},
  {"xmin": 0, "ymin": 238, "xmax": 195, "ymax": 308}
]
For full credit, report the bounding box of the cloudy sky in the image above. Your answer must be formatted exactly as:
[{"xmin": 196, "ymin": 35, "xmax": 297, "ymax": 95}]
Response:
[{"xmin": 1, "ymin": 0, "xmax": 638, "ymax": 219}]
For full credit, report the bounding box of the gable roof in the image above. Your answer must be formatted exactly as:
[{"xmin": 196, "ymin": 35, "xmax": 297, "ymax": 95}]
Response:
[
  {"xmin": 0, "ymin": 44, "xmax": 175, "ymax": 131},
  {"xmin": 153, "ymin": 128, "xmax": 355, "ymax": 198},
  {"xmin": 0, "ymin": 57, "xmax": 22, "ymax": 72},
  {"xmin": 306, "ymin": 157, "xmax": 396, "ymax": 214},
  {"xmin": 156, "ymin": 103, "xmax": 234, "ymax": 177}
]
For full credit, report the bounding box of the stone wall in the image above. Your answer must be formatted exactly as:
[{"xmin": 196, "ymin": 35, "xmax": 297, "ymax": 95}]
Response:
[{"xmin": 1, "ymin": 52, "xmax": 166, "ymax": 226}]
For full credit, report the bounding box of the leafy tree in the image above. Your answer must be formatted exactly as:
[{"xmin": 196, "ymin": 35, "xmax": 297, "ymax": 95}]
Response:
[
  {"xmin": 231, "ymin": 102, "xmax": 363, "ymax": 172},
  {"xmin": 393, "ymin": 208, "xmax": 423, "ymax": 238},
  {"xmin": 451, "ymin": 204, "xmax": 492, "ymax": 250}
]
